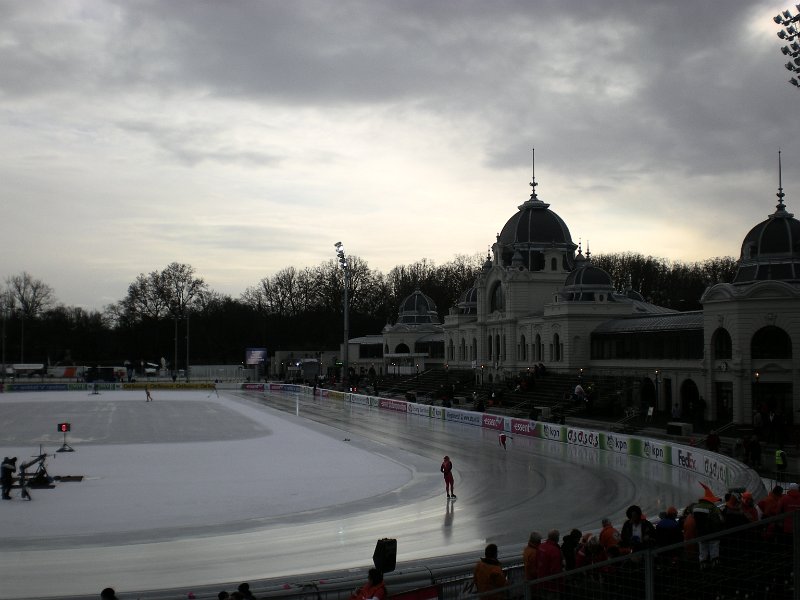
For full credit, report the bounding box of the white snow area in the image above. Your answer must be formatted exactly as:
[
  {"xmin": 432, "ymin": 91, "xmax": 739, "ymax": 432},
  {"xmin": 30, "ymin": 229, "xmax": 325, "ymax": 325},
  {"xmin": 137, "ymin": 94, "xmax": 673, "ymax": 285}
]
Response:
[{"xmin": 0, "ymin": 389, "xmax": 412, "ymax": 540}]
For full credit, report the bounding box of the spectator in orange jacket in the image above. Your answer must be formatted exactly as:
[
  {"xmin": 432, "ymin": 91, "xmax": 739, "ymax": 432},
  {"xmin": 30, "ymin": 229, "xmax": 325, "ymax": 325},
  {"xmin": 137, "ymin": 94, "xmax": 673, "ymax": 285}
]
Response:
[
  {"xmin": 759, "ymin": 485, "xmax": 784, "ymax": 518},
  {"xmin": 522, "ymin": 531, "xmax": 542, "ymax": 581},
  {"xmin": 350, "ymin": 569, "xmax": 387, "ymax": 600},
  {"xmin": 473, "ymin": 543, "xmax": 507, "ymax": 600},
  {"xmin": 599, "ymin": 517, "xmax": 621, "ymax": 551}
]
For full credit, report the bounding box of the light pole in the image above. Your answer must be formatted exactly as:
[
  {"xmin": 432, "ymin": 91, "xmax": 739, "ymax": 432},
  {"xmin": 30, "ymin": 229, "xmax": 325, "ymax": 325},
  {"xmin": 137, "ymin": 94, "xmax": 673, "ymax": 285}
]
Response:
[
  {"xmin": 654, "ymin": 369, "xmax": 660, "ymax": 410},
  {"xmin": 774, "ymin": 7, "xmax": 800, "ymax": 88},
  {"xmin": 173, "ymin": 315, "xmax": 178, "ymax": 381},
  {"xmin": 334, "ymin": 242, "xmax": 350, "ymax": 390},
  {"xmin": 185, "ymin": 313, "xmax": 190, "ymax": 382}
]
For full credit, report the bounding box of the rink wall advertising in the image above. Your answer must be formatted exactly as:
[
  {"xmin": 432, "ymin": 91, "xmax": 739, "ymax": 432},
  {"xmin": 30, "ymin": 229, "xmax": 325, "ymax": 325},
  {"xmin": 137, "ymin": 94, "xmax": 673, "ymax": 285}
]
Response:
[{"xmin": 321, "ymin": 388, "xmax": 756, "ymax": 492}]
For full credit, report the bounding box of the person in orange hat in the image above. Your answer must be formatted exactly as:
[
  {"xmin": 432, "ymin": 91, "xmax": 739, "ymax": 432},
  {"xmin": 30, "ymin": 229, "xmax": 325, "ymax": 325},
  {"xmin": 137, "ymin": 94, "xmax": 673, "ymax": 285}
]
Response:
[
  {"xmin": 690, "ymin": 483, "xmax": 724, "ymax": 568},
  {"xmin": 741, "ymin": 492, "xmax": 759, "ymax": 522}
]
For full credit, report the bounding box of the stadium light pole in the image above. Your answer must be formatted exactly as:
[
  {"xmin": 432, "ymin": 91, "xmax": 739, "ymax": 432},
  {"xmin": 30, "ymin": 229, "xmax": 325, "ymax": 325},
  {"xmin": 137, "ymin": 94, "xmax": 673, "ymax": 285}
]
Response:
[
  {"xmin": 185, "ymin": 313, "xmax": 190, "ymax": 382},
  {"xmin": 334, "ymin": 242, "xmax": 350, "ymax": 390},
  {"xmin": 174, "ymin": 315, "xmax": 178, "ymax": 381},
  {"xmin": 774, "ymin": 6, "xmax": 800, "ymax": 89}
]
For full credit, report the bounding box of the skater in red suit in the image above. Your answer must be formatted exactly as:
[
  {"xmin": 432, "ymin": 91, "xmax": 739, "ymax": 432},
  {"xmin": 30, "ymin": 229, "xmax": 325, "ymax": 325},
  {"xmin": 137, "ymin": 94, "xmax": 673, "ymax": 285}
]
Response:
[
  {"xmin": 441, "ymin": 455, "xmax": 456, "ymax": 499},
  {"xmin": 499, "ymin": 433, "xmax": 507, "ymax": 449}
]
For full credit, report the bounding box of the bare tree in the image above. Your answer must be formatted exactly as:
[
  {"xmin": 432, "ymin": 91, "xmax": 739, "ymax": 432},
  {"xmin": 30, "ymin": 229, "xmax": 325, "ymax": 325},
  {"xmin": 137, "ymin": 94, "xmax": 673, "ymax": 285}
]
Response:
[
  {"xmin": 115, "ymin": 263, "xmax": 208, "ymax": 323},
  {"xmin": 5, "ymin": 272, "xmax": 55, "ymax": 318}
]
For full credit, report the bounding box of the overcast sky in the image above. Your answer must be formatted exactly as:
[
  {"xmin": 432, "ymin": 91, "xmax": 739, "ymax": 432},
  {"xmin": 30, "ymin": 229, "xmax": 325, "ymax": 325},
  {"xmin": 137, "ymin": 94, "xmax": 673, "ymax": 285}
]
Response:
[{"xmin": 1, "ymin": 0, "xmax": 796, "ymax": 311}]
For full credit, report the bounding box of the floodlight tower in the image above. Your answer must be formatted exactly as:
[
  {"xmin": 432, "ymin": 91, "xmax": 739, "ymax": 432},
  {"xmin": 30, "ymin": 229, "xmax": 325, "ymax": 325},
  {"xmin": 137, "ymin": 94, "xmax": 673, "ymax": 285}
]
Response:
[
  {"xmin": 774, "ymin": 6, "xmax": 800, "ymax": 89},
  {"xmin": 334, "ymin": 242, "xmax": 350, "ymax": 389}
]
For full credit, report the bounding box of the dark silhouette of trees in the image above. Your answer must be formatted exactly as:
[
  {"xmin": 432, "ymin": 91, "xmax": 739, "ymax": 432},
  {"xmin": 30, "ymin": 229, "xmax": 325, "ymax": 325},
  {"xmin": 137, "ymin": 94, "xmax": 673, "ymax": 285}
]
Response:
[
  {"xmin": 2, "ymin": 252, "xmax": 739, "ymax": 369},
  {"xmin": 592, "ymin": 252, "xmax": 738, "ymax": 310}
]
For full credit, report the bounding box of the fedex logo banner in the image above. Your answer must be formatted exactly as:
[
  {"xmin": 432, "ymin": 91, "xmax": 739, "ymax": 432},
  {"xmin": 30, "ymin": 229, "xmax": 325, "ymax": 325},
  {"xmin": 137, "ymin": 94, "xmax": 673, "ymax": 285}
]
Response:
[{"xmin": 675, "ymin": 449, "xmax": 698, "ymax": 472}]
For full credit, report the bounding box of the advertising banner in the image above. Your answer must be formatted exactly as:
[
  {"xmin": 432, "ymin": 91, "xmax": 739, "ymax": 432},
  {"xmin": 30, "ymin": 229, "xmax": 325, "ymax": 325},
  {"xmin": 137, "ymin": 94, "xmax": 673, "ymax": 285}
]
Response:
[
  {"xmin": 379, "ymin": 398, "xmax": 408, "ymax": 412},
  {"xmin": 408, "ymin": 403, "xmax": 432, "ymax": 418},
  {"xmin": 628, "ymin": 438, "xmax": 669, "ymax": 463},
  {"xmin": 481, "ymin": 414, "xmax": 506, "ymax": 431},
  {"xmin": 350, "ymin": 394, "xmax": 371, "ymax": 406},
  {"xmin": 445, "ymin": 409, "xmax": 483, "ymax": 427},
  {"xmin": 510, "ymin": 418, "xmax": 539, "ymax": 438},
  {"xmin": 242, "ymin": 383, "xmax": 265, "ymax": 391},
  {"xmin": 5, "ymin": 383, "xmax": 70, "ymax": 392},
  {"xmin": 540, "ymin": 423, "xmax": 565, "ymax": 442},
  {"xmin": 602, "ymin": 432, "xmax": 631, "ymax": 455},
  {"xmin": 567, "ymin": 427, "xmax": 600, "ymax": 448}
]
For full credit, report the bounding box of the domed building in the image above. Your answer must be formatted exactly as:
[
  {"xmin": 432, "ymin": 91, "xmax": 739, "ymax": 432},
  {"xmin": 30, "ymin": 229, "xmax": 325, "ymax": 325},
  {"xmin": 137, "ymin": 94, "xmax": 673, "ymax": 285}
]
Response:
[
  {"xmin": 343, "ymin": 155, "xmax": 798, "ymax": 428},
  {"xmin": 700, "ymin": 171, "xmax": 800, "ymax": 424}
]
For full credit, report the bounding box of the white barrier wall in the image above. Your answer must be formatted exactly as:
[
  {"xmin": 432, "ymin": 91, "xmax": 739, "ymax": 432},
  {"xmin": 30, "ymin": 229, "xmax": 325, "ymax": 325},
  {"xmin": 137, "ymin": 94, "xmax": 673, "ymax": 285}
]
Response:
[{"xmin": 264, "ymin": 383, "xmax": 765, "ymax": 498}]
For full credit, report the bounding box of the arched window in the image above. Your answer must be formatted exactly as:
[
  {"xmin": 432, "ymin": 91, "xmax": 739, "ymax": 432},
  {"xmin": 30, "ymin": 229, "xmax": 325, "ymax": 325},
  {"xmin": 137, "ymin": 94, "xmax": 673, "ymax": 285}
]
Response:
[
  {"xmin": 488, "ymin": 335, "xmax": 493, "ymax": 360},
  {"xmin": 460, "ymin": 338, "xmax": 466, "ymax": 361},
  {"xmin": 448, "ymin": 339, "xmax": 455, "ymax": 360},
  {"xmin": 496, "ymin": 334, "xmax": 502, "ymax": 361},
  {"xmin": 395, "ymin": 343, "xmax": 410, "ymax": 353},
  {"xmin": 751, "ymin": 326, "xmax": 792, "ymax": 359},
  {"xmin": 551, "ymin": 257, "xmax": 557, "ymax": 271},
  {"xmin": 490, "ymin": 282, "xmax": 504, "ymax": 312},
  {"xmin": 553, "ymin": 333, "xmax": 561, "ymax": 362},
  {"xmin": 520, "ymin": 335, "xmax": 527, "ymax": 361},
  {"xmin": 535, "ymin": 334, "xmax": 542, "ymax": 362},
  {"xmin": 712, "ymin": 328, "xmax": 732, "ymax": 359},
  {"xmin": 472, "ymin": 338, "xmax": 478, "ymax": 361}
]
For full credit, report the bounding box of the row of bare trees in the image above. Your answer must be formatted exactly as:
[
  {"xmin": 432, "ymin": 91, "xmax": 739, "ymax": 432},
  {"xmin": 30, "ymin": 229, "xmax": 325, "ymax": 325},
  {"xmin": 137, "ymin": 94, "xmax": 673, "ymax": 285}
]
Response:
[{"xmin": 1, "ymin": 252, "xmax": 739, "ymax": 368}]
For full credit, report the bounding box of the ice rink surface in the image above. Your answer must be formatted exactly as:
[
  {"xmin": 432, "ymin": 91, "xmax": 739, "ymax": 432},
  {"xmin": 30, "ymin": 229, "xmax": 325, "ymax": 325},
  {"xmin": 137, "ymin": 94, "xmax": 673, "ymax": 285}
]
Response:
[{"xmin": 0, "ymin": 388, "xmax": 705, "ymax": 599}]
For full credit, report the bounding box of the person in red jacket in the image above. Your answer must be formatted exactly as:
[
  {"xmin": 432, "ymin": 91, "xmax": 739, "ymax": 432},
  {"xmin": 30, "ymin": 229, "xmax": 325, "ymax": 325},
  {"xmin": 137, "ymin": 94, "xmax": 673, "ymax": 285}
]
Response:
[
  {"xmin": 350, "ymin": 569, "xmax": 387, "ymax": 600},
  {"xmin": 778, "ymin": 482, "xmax": 800, "ymax": 540},
  {"xmin": 536, "ymin": 529, "xmax": 564, "ymax": 599},
  {"xmin": 440, "ymin": 456, "xmax": 455, "ymax": 499}
]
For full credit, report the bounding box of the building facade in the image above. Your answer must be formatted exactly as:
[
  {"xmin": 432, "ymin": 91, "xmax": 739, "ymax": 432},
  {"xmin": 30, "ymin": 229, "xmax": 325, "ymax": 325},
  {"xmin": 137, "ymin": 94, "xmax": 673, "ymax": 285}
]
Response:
[{"xmin": 346, "ymin": 166, "xmax": 799, "ymax": 427}]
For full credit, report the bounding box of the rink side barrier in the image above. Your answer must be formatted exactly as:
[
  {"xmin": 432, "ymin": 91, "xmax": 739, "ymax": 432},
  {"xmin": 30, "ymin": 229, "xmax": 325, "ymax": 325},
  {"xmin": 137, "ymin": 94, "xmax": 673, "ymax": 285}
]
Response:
[
  {"xmin": 1, "ymin": 381, "xmax": 219, "ymax": 392},
  {"xmin": 264, "ymin": 382, "xmax": 764, "ymax": 498}
]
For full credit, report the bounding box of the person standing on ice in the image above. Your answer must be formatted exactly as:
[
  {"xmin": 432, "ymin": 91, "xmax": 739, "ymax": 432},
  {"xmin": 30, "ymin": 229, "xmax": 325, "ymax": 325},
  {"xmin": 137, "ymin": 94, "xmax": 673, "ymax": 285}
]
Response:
[
  {"xmin": 145, "ymin": 386, "xmax": 153, "ymax": 402},
  {"xmin": 499, "ymin": 433, "xmax": 508, "ymax": 450},
  {"xmin": 441, "ymin": 455, "xmax": 456, "ymax": 499}
]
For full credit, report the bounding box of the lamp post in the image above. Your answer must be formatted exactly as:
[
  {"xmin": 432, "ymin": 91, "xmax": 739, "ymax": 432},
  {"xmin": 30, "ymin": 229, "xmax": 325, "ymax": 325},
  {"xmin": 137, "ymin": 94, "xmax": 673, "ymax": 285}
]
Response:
[
  {"xmin": 334, "ymin": 242, "xmax": 350, "ymax": 390},
  {"xmin": 754, "ymin": 370, "xmax": 761, "ymax": 411},
  {"xmin": 173, "ymin": 315, "xmax": 178, "ymax": 381},
  {"xmin": 0, "ymin": 294, "xmax": 8, "ymax": 381},
  {"xmin": 774, "ymin": 7, "xmax": 800, "ymax": 89},
  {"xmin": 185, "ymin": 313, "xmax": 190, "ymax": 382},
  {"xmin": 654, "ymin": 369, "xmax": 660, "ymax": 410}
]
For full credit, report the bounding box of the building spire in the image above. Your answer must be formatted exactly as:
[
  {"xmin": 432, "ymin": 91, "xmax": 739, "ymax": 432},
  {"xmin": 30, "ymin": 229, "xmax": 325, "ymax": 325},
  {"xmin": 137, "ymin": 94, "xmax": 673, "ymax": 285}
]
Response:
[
  {"xmin": 529, "ymin": 147, "xmax": 539, "ymax": 201},
  {"xmin": 777, "ymin": 148, "xmax": 787, "ymax": 212}
]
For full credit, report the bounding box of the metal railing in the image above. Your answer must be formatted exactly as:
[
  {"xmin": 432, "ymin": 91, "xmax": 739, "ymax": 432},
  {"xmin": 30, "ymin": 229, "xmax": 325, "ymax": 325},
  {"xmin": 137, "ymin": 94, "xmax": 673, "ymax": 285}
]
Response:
[{"xmin": 73, "ymin": 512, "xmax": 800, "ymax": 600}]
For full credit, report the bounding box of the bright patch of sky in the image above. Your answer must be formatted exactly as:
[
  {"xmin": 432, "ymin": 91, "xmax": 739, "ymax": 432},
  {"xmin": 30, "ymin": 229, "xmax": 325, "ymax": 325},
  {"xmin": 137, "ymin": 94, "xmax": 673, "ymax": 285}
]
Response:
[{"xmin": 0, "ymin": 0, "xmax": 796, "ymax": 310}]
